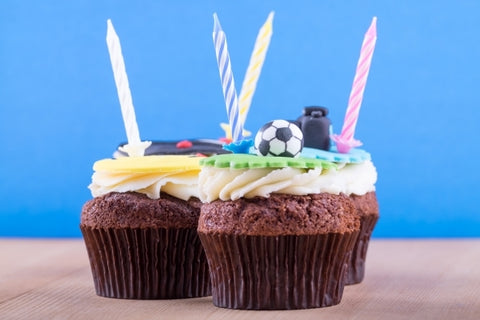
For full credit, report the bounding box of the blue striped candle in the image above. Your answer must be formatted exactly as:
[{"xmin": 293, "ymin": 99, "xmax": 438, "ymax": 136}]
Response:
[{"xmin": 212, "ymin": 13, "xmax": 243, "ymax": 142}]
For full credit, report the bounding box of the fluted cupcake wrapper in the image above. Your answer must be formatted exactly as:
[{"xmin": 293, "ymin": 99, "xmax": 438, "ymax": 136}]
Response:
[
  {"xmin": 198, "ymin": 232, "xmax": 358, "ymax": 310},
  {"xmin": 80, "ymin": 227, "xmax": 211, "ymax": 299},
  {"xmin": 345, "ymin": 214, "xmax": 379, "ymax": 285}
]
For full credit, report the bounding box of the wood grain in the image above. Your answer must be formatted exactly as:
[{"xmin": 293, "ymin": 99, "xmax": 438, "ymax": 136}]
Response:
[{"xmin": 0, "ymin": 239, "xmax": 479, "ymax": 319}]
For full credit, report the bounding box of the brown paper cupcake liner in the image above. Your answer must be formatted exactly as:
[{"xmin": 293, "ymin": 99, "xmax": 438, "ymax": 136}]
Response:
[
  {"xmin": 80, "ymin": 226, "xmax": 211, "ymax": 299},
  {"xmin": 198, "ymin": 232, "xmax": 358, "ymax": 310},
  {"xmin": 345, "ymin": 214, "xmax": 379, "ymax": 285}
]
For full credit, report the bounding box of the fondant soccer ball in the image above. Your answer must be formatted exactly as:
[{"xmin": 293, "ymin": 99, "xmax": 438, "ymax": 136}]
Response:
[{"xmin": 254, "ymin": 120, "xmax": 304, "ymax": 157}]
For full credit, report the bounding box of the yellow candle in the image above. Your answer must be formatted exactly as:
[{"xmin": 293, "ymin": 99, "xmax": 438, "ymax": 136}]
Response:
[{"xmin": 238, "ymin": 11, "xmax": 274, "ymax": 127}]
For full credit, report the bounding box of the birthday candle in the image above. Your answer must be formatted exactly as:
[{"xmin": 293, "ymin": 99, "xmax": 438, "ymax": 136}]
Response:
[
  {"xmin": 238, "ymin": 11, "xmax": 274, "ymax": 127},
  {"xmin": 106, "ymin": 19, "xmax": 150, "ymax": 157},
  {"xmin": 212, "ymin": 13, "xmax": 243, "ymax": 142},
  {"xmin": 332, "ymin": 17, "xmax": 377, "ymax": 153}
]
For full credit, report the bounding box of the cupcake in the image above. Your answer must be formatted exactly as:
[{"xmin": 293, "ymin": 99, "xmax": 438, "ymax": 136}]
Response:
[
  {"xmin": 197, "ymin": 152, "xmax": 364, "ymax": 309},
  {"xmin": 80, "ymin": 155, "xmax": 211, "ymax": 299},
  {"xmin": 298, "ymin": 107, "xmax": 380, "ymax": 285},
  {"xmin": 347, "ymin": 191, "xmax": 379, "ymax": 284},
  {"xmin": 198, "ymin": 12, "xmax": 379, "ymax": 309},
  {"xmin": 81, "ymin": 19, "xmax": 213, "ymax": 299}
]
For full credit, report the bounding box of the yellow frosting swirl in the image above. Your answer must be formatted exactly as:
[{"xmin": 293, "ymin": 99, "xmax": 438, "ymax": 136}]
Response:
[{"xmin": 89, "ymin": 155, "xmax": 201, "ymax": 200}]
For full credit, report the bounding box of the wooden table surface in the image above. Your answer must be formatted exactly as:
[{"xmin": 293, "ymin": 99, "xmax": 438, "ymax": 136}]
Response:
[{"xmin": 0, "ymin": 239, "xmax": 479, "ymax": 320}]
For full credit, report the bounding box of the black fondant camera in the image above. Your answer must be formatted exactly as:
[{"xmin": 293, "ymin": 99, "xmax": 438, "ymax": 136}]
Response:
[{"xmin": 295, "ymin": 106, "xmax": 331, "ymax": 151}]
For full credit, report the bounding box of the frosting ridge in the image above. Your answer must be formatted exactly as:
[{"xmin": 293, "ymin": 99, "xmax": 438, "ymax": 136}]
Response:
[{"xmin": 199, "ymin": 160, "xmax": 377, "ymax": 202}]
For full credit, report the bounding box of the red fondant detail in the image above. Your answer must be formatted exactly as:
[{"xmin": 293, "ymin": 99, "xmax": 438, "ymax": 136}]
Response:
[
  {"xmin": 176, "ymin": 140, "xmax": 193, "ymax": 149},
  {"xmin": 219, "ymin": 137, "xmax": 232, "ymax": 144},
  {"xmin": 195, "ymin": 153, "xmax": 207, "ymax": 157}
]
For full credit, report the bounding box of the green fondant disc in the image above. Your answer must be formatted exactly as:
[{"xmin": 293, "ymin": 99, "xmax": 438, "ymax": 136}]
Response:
[{"xmin": 200, "ymin": 154, "xmax": 336, "ymax": 170}]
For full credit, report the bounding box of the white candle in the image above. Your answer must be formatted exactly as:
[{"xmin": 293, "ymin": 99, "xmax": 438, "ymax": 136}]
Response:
[
  {"xmin": 106, "ymin": 19, "xmax": 150, "ymax": 157},
  {"xmin": 213, "ymin": 13, "xmax": 243, "ymax": 142},
  {"xmin": 220, "ymin": 12, "xmax": 274, "ymax": 139}
]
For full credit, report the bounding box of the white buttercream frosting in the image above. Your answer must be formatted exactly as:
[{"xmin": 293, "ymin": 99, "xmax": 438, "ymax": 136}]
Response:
[
  {"xmin": 89, "ymin": 170, "xmax": 199, "ymax": 200},
  {"xmin": 198, "ymin": 160, "xmax": 377, "ymax": 202}
]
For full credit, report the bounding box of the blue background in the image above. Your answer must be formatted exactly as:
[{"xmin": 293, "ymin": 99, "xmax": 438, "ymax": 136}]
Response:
[{"xmin": 1, "ymin": 1, "xmax": 479, "ymax": 238}]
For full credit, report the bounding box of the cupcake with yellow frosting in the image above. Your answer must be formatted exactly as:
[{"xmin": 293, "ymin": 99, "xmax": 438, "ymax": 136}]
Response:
[
  {"xmin": 80, "ymin": 155, "xmax": 211, "ymax": 299},
  {"xmin": 81, "ymin": 19, "xmax": 212, "ymax": 299}
]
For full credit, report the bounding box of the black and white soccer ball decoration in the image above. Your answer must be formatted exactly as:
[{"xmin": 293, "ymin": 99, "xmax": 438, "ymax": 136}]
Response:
[{"xmin": 254, "ymin": 120, "xmax": 304, "ymax": 157}]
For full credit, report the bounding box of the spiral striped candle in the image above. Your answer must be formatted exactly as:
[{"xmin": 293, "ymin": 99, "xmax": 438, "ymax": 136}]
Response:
[
  {"xmin": 332, "ymin": 17, "xmax": 377, "ymax": 153},
  {"xmin": 212, "ymin": 13, "xmax": 243, "ymax": 142},
  {"xmin": 238, "ymin": 11, "xmax": 274, "ymax": 127},
  {"xmin": 106, "ymin": 19, "xmax": 150, "ymax": 156}
]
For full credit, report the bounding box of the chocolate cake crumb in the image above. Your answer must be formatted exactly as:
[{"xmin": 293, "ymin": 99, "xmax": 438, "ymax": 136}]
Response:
[
  {"xmin": 198, "ymin": 193, "xmax": 360, "ymax": 236},
  {"xmin": 345, "ymin": 191, "xmax": 379, "ymax": 284},
  {"xmin": 350, "ymin": 191, "xmax": 379, "ymax": 217},
  {"xmin": 81, "ymin": 192, "xmax": 201, "ymax": 229}
]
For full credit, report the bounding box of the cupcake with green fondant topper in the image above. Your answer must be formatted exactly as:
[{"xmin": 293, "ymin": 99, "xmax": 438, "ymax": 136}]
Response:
[
  {"xmin": 197, "ymin": 110, "xmax": 378, "ymax": 308},
  {"xmin": 80, "ymin": 20, "xmax": 210, "ymax": 299},
  {"xmin": 198, "ymin": 15, "xmax": 379, "ymax": 309}
]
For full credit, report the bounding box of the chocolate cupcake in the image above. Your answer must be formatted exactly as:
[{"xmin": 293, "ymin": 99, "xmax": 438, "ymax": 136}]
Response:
[
  {"xmin": 80, "ymin": 156, "xmax": 211, "ymax": 299},
  {"xmin": 346, "ymin": 191, "xmax": 379, "ymax": 284},
  {"xmin": 87, "ymin": 18, "xmax": 215, "ymax": 299},
  {"xmin": 295, "ymin": 107, "xmax": 380, "ymax": 285},
  {"xmin": 197, "ymin": 154, "xmax": 369, "ymax": 309}
]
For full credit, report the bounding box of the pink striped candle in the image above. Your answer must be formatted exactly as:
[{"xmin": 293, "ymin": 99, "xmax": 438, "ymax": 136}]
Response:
[{"xmin": 332, "ymin": 17, "xmax": 377, "ymax": 153}]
